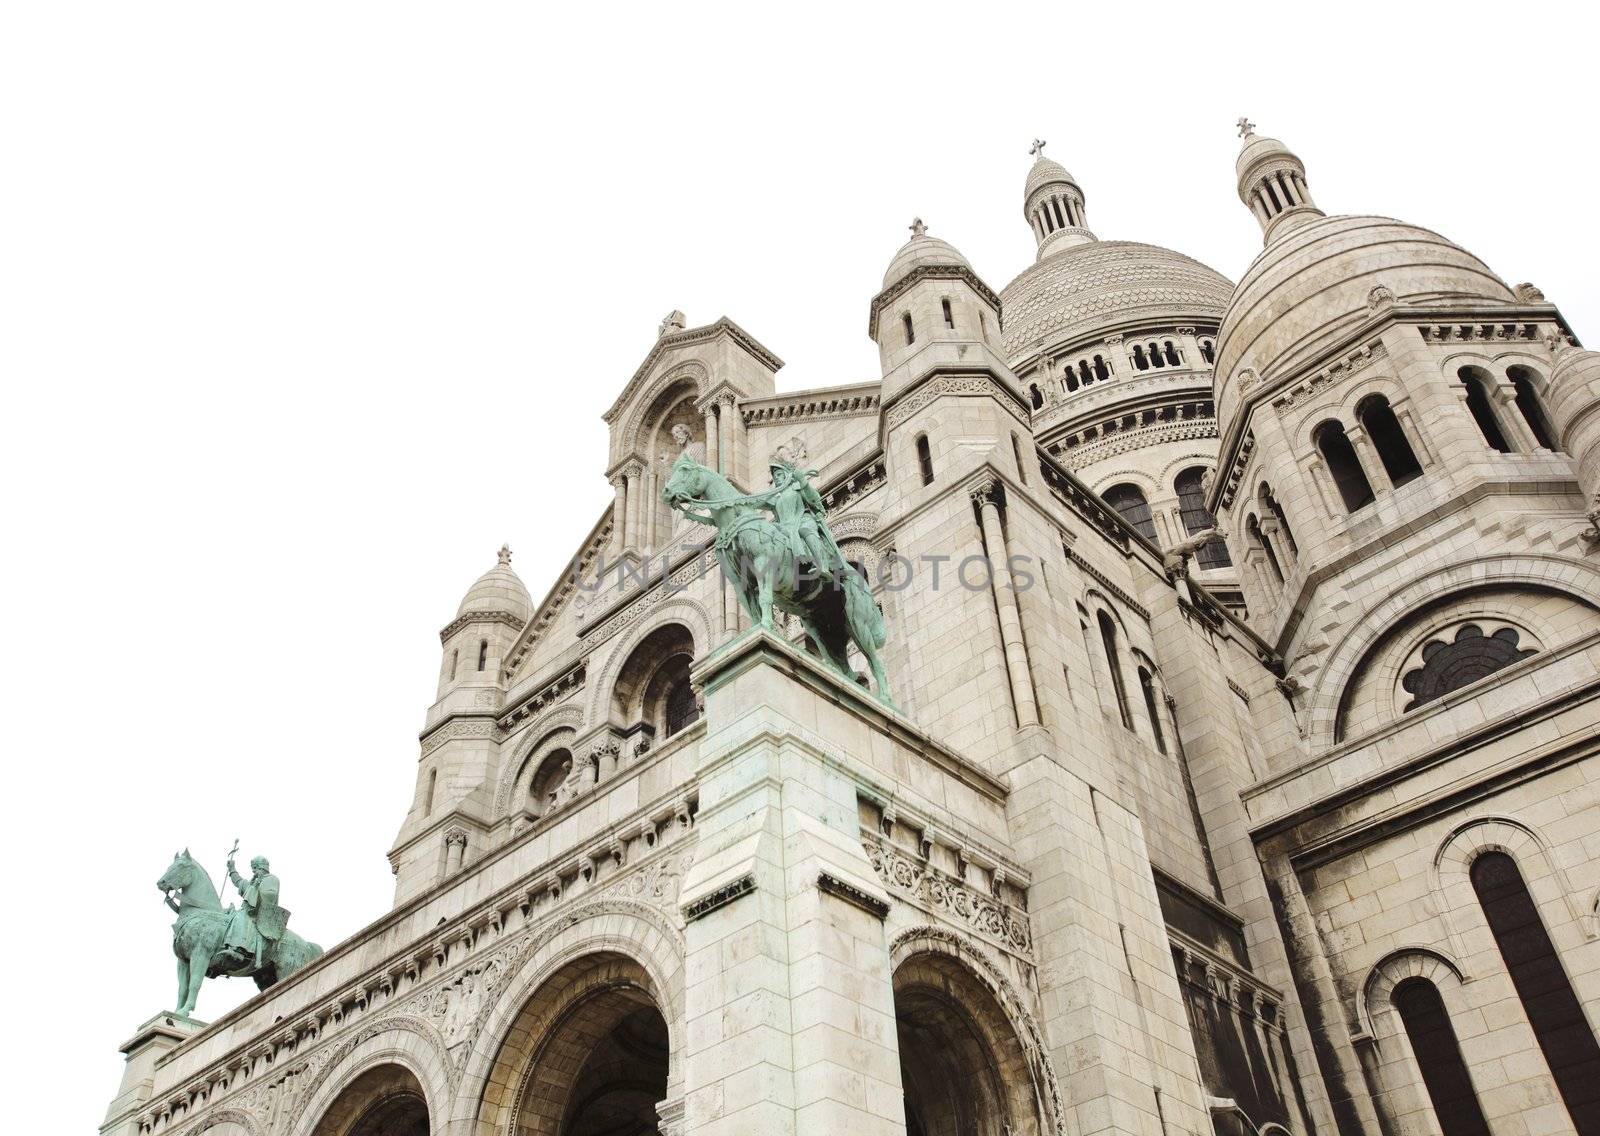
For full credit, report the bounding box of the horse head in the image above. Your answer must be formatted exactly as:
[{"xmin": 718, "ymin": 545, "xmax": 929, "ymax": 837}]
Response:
[
  {"xmin": 661, "ymin": 452, "xmax": 708, "ymax": 509},
  {"xmin": 157, "ymin": 848, "xmax": 196, "ymax": 894}
]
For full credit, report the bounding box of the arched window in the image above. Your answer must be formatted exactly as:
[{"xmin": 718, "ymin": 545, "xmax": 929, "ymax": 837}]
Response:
[
  {"xmin": 1175, "ymin": 467, "xmax": 1232, "ymax": 569},
  {"xmin": 1247, "ymin": 515, "xmax": 1284, "ymax": 583},
  {"xmin": 665, "ymin": 677, "xmax": 698, "ymax": 737},
  {"xmin": 424, "ymin": 768, "xmax": 436, "ymax": 814},
  {"xmin": 1137, "ymin": 666, "xmax": 1167, "ymax": 753},
  {"xmin": 1011, "ymin": 433, "xmax": 1029, "ymax": 485},
  {"xmin": 1508, "ymin": 366, "xmax": 1558, "ymax": 450},
  {"xmin": 1132, "ymin": 344, "xmax": 1149, "ymax": 371},
  {"xmin": 1147, "ymin": 341, "xmax": 1165, "ymax": 368},
  {"xmin": 1199, "ymin": 338, "xmax": 1216, "ymax": 365},
  {"xmin": 1093, "ymin": 354, "xmax": 1111, "ymax": 381},
  {"xmin": 1029, "ymin": 383, "xmax": 1044, "ymax": 410},
  {"xmin": 449, "ymin": 649, "xmax": 458, "ymax": 681},
  {"xmin": 1097, "ymin": 610, "xmax": 1133, "ymax": 729},
  {"xmin": 1392, "ymin": 978, "xmax": 1491, "ymax": 1136},
  {"xmin": 1356, "ymin": 394, "xmax": 1423, "ymax": 487},
  {"xmin": 1163, "ymin": 340, "xmax": 1180, "ymax": 367},
  {"xmin": 941, "ymin": 298, "xmax": 955, "ymax": 330},
  {"xmin": 1080, "ymin": 359, "xmax": 1095, "ymax": 385},
  {"xmin": 1063, "ymin": 366, "xmax": 1079, "ymax": 393},
  {"xmin": 528, "ymin": 747, "xmax": 574, "ymax": 815},
  {"xmin": 1314, "ymin": 420, "xmax": 1376, "ymax": 512},
  {"xmin": 1103, "ymin": 483, "xmax": 1158, "ymax": 544},
  {"xmin": 916, "ymin": 434, "xmax": 934, "ymax": 486},
  {"xmin": 1470, "ymin": 852, "xmax": 1600, "ymax": 1130},
  {"xmin": 477, "ymin": 639, "xmax": 489, "ymax": 671},
  {"xmin": 1459, "ymin": 367, "xmax": 1512, "ymax": 452}
]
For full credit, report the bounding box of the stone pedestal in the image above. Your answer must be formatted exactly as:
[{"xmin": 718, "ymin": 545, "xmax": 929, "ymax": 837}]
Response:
[
  {"xmin": 101, "ymin": 1012, "xmax": 206, "ymax": 1136},
  {"xmin": 678, "ymin": 629, "xmax": 904, "ymax": 1136}
]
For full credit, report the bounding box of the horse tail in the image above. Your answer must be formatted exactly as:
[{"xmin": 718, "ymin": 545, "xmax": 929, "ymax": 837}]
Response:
[{"xmin": 845, "ymin": 570, "xmax": 887, "ymax": 648}]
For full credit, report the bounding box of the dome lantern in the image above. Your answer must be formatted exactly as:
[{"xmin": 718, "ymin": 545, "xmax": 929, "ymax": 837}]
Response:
[
  {"xmin": 1235, "ymin": 118, "xmax": 1324, "ymax": 244},
  {"xmin": 1023, "ymin": 139, "xmax": 1094, "ymax": 260}
]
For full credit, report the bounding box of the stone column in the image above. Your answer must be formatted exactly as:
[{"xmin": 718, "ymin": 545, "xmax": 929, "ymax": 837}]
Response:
[
  {"xmin": 973, "ymin": 480, "xmax": 1038, "ymax": 727},
  {"xmin": 1344, "ymin": 423, "xmax": 1388, "ymax": 493},
  {"xmin": 1491, "ymin": 380, "xmax": 1540, "ymax": 453},
  {"xmin": 717, "ymin": 392, "xmax": 741, "ymax": 485},
  {"xmin": 610, "ymin": 473, "xmax": 628, "ymax": 554},
  {"xmin": 703, "ymin": 402, "xmax": 721, "ymax": 472},
  {"xmin": 101, "ymin": 1014, "xmax": 206, "ymax": 1136},
  {"xmin": 443, "ymin": 829, "xmax": 467, "ymax": 876},
  {"xmin": 624, "ymin": 463, "xmax": 642, "ymax": 553}
]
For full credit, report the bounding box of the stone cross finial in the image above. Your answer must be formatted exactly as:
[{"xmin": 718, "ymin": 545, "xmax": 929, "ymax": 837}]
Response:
[
  {"xmin": 1029, "ymin": 138, "xmax": 1047, "ymax": 158},
  {"xmin": 1236, "ymin": 117, "xmax": 1256, "ymax": 139},
  {"xmin": 908, "ymin": 217, "xmax": 927, "ymax": 238},
  {"xmin": 497, "ymin": 544, "xmax": 512, "ymax": 566}
]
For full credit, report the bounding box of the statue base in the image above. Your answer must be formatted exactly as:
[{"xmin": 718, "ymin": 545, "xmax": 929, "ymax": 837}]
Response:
[{"xmin": 101, "ymin": 1012, "xmax": 206, "ymax": 1136}]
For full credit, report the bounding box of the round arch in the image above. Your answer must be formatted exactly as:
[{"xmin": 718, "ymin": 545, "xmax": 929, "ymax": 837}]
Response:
[
  {"xmin": 288, "ymin": 1020, "xmax": 452, "ymax": 1136},
  {"xmin": 495, "ymin": 706, "xmax": 587, "ymax": 818},
  {"xmin": 453, "ymin": 902, "xmax": 685, "ymax": 1135},
  {"xmin": 1305, "ymin": 556, "xmax": 1600, "ymax": 746},
  {"xmin": 615, "ymin": 363, "xmax": 709, "ymax": 458},
  {"xmin": 586, "ymin": 607, "xmax": 710, "ymax": 727},
  {"xmin": 889, "ymin": 927, "xmax": 1068, "ymax": 1136}
]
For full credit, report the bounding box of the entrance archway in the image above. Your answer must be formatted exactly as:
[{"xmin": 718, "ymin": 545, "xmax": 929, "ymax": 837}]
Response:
[
  {"xmin": 310, "ymin": 1063, "xmax": 429, "ymax": 1136},
  {"xmin": 505, "ymin": 953, "xmax": 671, "ymax": 1136},
  {"xmin": 894, "ymin": 950, "xmax": 1045, "ymax": 1136}
]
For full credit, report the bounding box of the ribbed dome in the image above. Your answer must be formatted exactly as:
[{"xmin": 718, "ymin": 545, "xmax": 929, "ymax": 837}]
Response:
[
  {"xmin": 457, "ymin": 546, "xmax": 531, "ymax": 622},
  {"xmin": 1215, "ymin": 214, "xmax": 1514, "ymax": 429},
  {"xmin": 999, "ymin": 240, "xmax": 1234, "ymax": 361},
  {"xmin": 1025, "ymin": 156, "xmax": 1076, "ymax": 201},
  {"xmin": 1235, "ymin": 133, "xmax": 1296, "ymax": 184}
]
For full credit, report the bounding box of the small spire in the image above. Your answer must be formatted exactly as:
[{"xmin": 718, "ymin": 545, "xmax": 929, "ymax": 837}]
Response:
[
  {"xmin": 908, "ymin": 217, "xmax": 927, "ymax": 238},
  {"xmin": 1236, "ymin": 116, "xmax": 1256, "ymax": 140},
  {"xmin": 497, "ymin": 544, "xmax": 512, "ymax": 566},
  {"xmin": 1029, "ymin": 138, "xmax": 1047, "ymax": 158}
]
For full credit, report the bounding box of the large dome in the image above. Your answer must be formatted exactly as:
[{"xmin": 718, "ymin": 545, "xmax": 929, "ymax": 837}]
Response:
[
  {"xmin": 999, "ymin": 240, "xmax": 1235, "ymax": 362},
  {"xmin": 1214, "ymin": 214, "xmax": 1514, "ymax": 430}
]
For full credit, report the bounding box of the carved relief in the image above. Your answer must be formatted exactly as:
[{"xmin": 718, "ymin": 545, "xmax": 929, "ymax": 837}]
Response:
[{"xmin": 864, "ymin": 835, "xmax": 1031, "ymax": 958}]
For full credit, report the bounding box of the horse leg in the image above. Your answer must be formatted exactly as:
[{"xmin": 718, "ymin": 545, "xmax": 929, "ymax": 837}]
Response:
[
  {"xmin": 861, "ymin": 642, "xmax": 892, "ymax": 704},
  {"xmin": 183, "ymin": 947, "xmax": 210, "ymax": 1016},
  {"xmin": 175, "ymin": 955, "xmax": 189, "ymax": 1014},
  {"xmin": 754, "ymin": 553, "xmax": 776, "ymax": 630}
]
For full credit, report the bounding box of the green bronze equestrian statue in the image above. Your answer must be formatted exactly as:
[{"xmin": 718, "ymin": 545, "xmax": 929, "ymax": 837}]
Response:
[
  {"xmin": 661, "ymin": 447, "xmax": 892, "ymax": 705},
  {"xmin": 157, "ymin": 848, "xmax": 324, "ymax": 1017}
]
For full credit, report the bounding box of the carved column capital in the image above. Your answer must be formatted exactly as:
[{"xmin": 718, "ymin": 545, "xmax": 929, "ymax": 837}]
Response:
[{"xmin": 443, "ymin": 827, "xmax": 468, "ymax": 850}]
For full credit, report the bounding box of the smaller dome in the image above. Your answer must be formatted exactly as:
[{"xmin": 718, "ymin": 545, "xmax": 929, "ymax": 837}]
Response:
[
  {"xmin": 882, "ymin": 219, "xmax": 971, "ymax": 288},
  {"xmin": 1025, "ymin": 156, "xmax": 1076, "ymax": 202},
  {"xmin": 457, "ymin": 545, "xmax": 531, "ymax": 622}
]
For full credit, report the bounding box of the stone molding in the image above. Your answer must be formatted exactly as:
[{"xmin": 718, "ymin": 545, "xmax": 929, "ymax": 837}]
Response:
[
  {"xmin": 740, "ymin": 385, "xmax": 880, "ymax": 426},
  {"xmin": 681, "ymin": 873, "xmax": 754, "ymax": 921},
  {"xmin": 497, "ymin": 660, "xmax": 585, "ymax": 730},
  {"xmin": 503, "ymin": 509, "xmax": 612, "ymax": 680},
  {"xmin": 419, "ymin": 715, "xmax": 501, "ymax": 757},
  {"xmin": 882, "ymin": 368, "xmax": 1031, "ymax": 432},
  {"xmin": 868, "ymin": 264, "xmax": 1002, "ymax": 338},
  {"xmin": 817, "ymin": 871, "xmax": 890, "ymax": 919},
  {"xmin": 437, "ymin": 608, "xmax": 526, "ymax": 644}
]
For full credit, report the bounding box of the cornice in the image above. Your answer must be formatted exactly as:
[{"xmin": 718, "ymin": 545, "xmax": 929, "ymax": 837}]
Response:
[
  {"xmin": 438, "ymin": 609, "xmax": 527, "ymax": 644},
  {"xmin": 740, "ymin": 382, "xmax": 882, "ymax": 426},
  {"xmin": 602, "ymin": 317, "xmax": 784, "ymax": 424},
  {"xmin": 868, "ymin": 264, "xmax": 1002, "ymax": 338}
]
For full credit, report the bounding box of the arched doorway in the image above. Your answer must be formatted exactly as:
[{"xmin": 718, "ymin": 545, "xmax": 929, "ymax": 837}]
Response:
[
  {"xmin": 503, "ymin": 953, "xmax": 671, "ymax": 1136},
  {"xmin": 894, "ymin": 950, "xmax": 1045, "ymax": 1136},
  {"xmin": 310, "ymin": 1063, "xmax": 429, "ymax": 1136}
]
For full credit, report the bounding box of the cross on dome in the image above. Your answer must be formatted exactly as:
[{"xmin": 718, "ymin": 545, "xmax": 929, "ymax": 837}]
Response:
[
  {"xmin": 1236, "ymin": 117, "xmax": 1256, "ymax": 139},
  {"xmin": 908, "ymin": 217, "xmax": 927, "ymax": 238},
  {"xmin": 497, "ymin": 544, "xmax": 513, "ymax": 566},
  {"xmin": 1029, "ymin": 138, "xmax": 1047, "ymax": 158}
]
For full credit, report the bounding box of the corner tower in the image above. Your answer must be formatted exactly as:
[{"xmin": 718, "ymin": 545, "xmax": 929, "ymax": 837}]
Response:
[{"xmin": 1209, "ymin": 120, "xmax": 1594, "ymax": 749}]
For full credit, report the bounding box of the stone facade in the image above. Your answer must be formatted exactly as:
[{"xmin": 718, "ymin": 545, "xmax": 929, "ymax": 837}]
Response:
[{"xmin": 103, "ymin": 128, "xmax": 1600, "ymax": 1136}]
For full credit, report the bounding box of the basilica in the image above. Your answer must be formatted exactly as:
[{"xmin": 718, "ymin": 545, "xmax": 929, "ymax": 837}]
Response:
[{"xmin": 103, "ymin": 123, "xmax": 1600, "ymax": 1136}]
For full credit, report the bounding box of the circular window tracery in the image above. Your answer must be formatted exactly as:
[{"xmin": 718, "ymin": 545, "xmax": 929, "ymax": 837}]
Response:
[{"xmin": 1400, "ymin": 623, "xmax": 1536, "ymax": 711}]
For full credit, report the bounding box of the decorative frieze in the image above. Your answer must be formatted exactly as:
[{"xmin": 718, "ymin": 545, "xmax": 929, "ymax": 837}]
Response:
[
  {"xmin": 863, "ymin": 834, "xmax": 1031, "ymax": 958},
  {"xmin": 498, "ymin": 661, "xmax": 585, "ymax": 729},
  {"xmin": 1269, "ymin": 339, "xmax": 1387, "ymax": 410}
]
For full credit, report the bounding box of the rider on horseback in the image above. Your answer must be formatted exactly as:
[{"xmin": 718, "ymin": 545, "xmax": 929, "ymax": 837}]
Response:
[
  {"xmin": 750, "ymin": 460, "xmax": 839, "ymax": 581},
  {"xmin": 223, "ymin": 853, "xmax": 288, "ymax": 970}
]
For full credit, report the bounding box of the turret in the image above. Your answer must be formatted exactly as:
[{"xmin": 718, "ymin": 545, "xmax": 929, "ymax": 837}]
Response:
[
  {"xmin": 1234, "ymin": 117, "xmax": 1323, "ymax": 245},
  {"xmin": 1023, "ymin": 138, "xmax": 1095, "ymax": 259}
]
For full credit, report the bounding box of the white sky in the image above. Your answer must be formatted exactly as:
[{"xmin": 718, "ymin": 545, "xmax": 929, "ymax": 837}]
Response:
[{"xmin": 3, "ymin": 4, "xmax": 1595, "ymax": 1130}]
